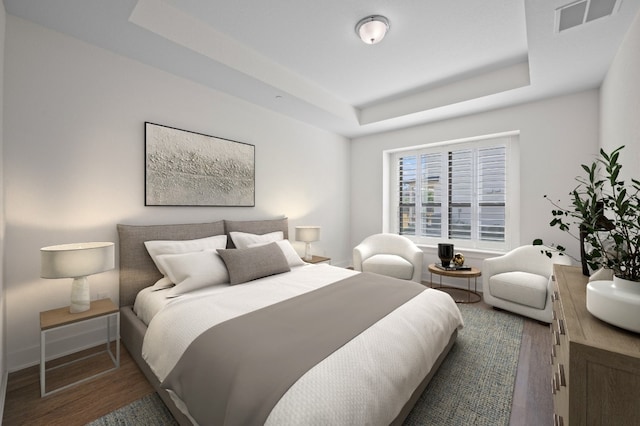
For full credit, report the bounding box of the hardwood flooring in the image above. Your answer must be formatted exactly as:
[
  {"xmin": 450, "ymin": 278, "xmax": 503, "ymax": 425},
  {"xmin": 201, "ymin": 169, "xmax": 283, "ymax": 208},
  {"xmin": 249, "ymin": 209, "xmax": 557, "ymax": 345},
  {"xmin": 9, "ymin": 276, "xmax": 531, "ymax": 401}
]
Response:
[
  {"xmin": 3, "ymin": 301, "xmax": 552, "ymax": 426},
  {"xmin": 3, "ymin": 343, "xmax": 153, "ymax": 426},
  {"xmin": 509, "ymin": 311, "xmax": 553, "ymax": 425}
]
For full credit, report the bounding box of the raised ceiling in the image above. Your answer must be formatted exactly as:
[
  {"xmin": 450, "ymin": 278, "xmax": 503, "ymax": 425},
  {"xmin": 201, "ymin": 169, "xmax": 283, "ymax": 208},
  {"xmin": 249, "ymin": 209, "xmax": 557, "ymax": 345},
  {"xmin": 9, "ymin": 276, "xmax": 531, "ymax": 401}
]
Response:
[{"xmin": 4, "ymin": 0, "xmax": 640, "ymax": 137}]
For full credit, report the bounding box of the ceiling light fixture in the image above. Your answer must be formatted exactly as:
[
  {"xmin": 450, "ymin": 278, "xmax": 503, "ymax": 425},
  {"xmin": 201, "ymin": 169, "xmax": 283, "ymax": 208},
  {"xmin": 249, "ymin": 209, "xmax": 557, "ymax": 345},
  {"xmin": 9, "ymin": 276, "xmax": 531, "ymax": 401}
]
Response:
[{"xmin": 355, "ymin": 15, "xmax": 390, "ymax": 45}]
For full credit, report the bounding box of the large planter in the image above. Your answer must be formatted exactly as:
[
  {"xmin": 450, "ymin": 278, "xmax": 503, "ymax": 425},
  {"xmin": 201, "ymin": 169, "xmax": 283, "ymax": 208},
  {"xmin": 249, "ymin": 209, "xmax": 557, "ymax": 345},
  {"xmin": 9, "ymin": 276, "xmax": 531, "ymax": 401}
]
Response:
[{"xmin": 586, "ymin": 276, "xmax": 640, "ymax": 333}]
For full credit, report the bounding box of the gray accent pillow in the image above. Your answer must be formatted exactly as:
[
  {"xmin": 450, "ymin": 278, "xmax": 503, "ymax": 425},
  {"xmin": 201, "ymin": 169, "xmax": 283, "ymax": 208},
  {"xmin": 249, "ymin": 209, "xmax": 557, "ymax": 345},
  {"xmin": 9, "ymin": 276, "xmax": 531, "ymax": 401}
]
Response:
[{"xmin": 217, "ymin": 242, "xmax": 291, "ymax": 285}]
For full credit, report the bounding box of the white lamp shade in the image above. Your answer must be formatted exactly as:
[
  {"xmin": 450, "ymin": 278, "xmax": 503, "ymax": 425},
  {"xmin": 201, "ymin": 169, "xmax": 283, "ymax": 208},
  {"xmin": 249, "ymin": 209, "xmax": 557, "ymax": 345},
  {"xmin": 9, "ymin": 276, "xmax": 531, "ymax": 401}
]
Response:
[
  {"xmin": 41, "ymin": 242, "xmax": 115, "ymax": 279},
  {"xmin": 295, "ymin": 226, "xmax": 321, "ymax": 243},
  {"xmin": 356, "ymin": 16, "xmax": 390, "ymax": 45}
]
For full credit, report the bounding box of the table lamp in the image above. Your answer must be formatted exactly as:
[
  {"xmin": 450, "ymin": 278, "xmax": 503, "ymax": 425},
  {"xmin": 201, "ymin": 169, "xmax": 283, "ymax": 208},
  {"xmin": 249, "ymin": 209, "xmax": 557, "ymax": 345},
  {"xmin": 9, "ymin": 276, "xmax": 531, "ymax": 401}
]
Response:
[
  {"xmin": 295, "ymin": 226, "xmax": 321, "ymax": 261},
  {"xmin": 41, "ymin": 242, "xmax": 115, "ymax": 313}
]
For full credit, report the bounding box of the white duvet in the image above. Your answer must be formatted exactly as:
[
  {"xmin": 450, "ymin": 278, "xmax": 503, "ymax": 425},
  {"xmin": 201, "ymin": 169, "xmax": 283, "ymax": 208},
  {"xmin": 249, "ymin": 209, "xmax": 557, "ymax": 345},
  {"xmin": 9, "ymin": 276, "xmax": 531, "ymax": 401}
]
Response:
[{"xmin": 138, "ymin": 264, "xmax": 464, "ymax": 425}]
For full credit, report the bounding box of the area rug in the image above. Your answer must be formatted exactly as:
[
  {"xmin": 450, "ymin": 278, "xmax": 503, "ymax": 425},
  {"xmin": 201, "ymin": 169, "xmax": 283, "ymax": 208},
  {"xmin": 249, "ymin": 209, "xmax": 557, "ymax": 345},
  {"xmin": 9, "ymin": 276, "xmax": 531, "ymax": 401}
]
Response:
[
  {"xmin": 403, "ymin": 303, "xmax": 524, "ymax": 425},
  {"xmin": 87, "ymin": 304, "xmax": 523, "ymax": 426},
  {"xmin": 86, "ymin": 393, "xmax": 178, "ymax": 426}
]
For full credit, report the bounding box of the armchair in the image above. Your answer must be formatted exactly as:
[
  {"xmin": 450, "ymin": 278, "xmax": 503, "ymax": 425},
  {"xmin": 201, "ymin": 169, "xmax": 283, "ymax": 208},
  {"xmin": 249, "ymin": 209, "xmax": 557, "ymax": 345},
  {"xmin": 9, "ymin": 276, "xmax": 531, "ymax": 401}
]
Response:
[
  {"xmin": 353, "ymin": 233, "xmax": 423, "ymax": 283},
  {"xmin": 482, "ymin": 245, "xmax": 572, "ymax": 323}
]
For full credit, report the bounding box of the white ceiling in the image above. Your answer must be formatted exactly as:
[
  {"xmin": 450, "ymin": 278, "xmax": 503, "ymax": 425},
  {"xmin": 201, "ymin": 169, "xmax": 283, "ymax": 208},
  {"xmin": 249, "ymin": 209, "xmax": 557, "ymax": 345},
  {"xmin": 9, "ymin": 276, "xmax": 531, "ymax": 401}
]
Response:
[{"xmin": 4, "ymin": 0, "xmax": 640, "ymax": 137}]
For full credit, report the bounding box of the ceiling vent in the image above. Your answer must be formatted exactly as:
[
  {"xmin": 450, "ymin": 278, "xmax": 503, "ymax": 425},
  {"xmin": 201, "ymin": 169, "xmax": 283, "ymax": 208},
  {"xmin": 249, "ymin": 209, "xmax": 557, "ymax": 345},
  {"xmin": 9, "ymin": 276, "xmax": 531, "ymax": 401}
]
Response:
[{"xmin": 556, "ymin": 0, "xmax": 621, "ymax": 32}]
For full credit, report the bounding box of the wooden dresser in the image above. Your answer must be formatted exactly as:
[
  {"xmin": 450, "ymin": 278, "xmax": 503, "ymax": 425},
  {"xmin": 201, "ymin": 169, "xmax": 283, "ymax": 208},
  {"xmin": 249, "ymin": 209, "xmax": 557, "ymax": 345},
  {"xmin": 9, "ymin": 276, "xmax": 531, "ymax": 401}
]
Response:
[{"xmin": 551, "ymin": 265, "xmax": 640, "ymax": 425}]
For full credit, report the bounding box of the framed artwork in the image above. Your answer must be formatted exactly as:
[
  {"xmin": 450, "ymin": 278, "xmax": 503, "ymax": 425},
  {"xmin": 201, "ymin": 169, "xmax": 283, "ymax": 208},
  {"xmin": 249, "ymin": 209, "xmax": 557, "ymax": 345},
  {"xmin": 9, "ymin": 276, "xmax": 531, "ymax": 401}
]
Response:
[{"xmin": 145, "ymin": 122, "xmax": 255, "ymax": 206}]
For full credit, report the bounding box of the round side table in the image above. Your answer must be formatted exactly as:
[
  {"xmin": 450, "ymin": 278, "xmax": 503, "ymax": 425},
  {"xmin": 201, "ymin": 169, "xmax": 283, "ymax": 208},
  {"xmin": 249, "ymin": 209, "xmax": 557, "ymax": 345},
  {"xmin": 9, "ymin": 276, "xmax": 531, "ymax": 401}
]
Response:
[{"xmin": 428, "ymin": 263, "xmax": 482, "ymax": 303}]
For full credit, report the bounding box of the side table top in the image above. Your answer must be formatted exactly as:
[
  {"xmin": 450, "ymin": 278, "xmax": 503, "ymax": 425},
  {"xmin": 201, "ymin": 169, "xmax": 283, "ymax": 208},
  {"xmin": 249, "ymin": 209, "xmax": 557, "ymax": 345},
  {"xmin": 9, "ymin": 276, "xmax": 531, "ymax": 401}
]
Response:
[
  {"xmin": 428, "ymin": 263, "xmax": 481, "ymax": 278},
  {"xmin": 40, "ymin": 298, "xmax": 118, "ymax": 330},
  {"xmin": 305, "ymin": 255, "xmax": 331, "ymax": 264}
]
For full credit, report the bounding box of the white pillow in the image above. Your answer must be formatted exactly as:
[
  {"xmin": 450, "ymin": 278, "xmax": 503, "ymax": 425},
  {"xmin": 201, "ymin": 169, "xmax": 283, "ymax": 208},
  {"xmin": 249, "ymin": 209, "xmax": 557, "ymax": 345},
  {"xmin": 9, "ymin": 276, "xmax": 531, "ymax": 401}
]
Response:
[
  {"xmin": 155, "ymin": 250, "xmax": 230, "ymax": 297},
  {"xmin": 150, "ymin": 276, "xmax": 173, "ymax": 291},
  {"xmin": 248, "ymin": 239, "xmax": 306, "ymax": 268},
  {"xmin": 229, "ymin": 231, "xmax": 284, "ymax": 249},
  {"xmin": 144, "ymin": 234, "xmax": 228, "ymax": 276}
]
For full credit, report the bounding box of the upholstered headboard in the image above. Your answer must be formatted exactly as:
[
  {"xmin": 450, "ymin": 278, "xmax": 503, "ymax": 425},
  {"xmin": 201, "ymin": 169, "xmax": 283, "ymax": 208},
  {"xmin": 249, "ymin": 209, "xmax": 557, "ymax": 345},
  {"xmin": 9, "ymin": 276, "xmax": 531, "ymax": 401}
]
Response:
[
  {"xmin": 224, "ymin": 218, "xmax": 289, "ymax": 248},
  {"xmin": 117, "ymin": 217, "xmax": 289, "ymax": 306}
]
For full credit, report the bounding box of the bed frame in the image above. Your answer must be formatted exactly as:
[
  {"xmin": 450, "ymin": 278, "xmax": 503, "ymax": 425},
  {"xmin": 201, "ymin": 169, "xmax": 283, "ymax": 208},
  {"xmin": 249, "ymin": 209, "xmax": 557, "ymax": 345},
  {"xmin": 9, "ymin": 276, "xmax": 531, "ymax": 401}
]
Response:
[{"xmin": 117, "ymin": 218, "xmax": 456, "ymax": 425}]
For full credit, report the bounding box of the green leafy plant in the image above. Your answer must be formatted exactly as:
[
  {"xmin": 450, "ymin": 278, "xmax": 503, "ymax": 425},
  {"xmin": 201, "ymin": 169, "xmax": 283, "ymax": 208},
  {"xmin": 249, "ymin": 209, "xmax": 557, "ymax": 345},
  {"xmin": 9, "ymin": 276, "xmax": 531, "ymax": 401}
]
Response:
[
  {"xmin": 543, "ymin": 146, "xmax": 640, "ymax": 281},
  {"xmin": 532, "ymin": 238, "xmax": 572, "ymax": 259}
]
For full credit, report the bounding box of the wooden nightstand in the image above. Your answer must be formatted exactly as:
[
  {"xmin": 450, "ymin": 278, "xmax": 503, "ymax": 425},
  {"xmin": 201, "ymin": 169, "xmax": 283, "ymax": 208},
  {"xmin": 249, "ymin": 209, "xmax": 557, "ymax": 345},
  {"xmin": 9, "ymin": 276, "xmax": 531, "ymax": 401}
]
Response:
[
  {"xmin": 40, "ymin": 298, "xmax": 120, "ymax": 397},
  {"xmin": 304, "ymin": 255, "xmax": 331, "ymax": 265}
]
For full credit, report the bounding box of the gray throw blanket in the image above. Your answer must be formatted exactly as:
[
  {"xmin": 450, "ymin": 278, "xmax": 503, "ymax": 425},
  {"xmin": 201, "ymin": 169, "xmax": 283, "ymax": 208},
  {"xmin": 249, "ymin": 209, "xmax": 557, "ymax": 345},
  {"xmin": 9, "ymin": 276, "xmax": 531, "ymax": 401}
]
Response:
[{"xmin": 161, "ymin": 272, "xmax": 426, "ymax": 425}]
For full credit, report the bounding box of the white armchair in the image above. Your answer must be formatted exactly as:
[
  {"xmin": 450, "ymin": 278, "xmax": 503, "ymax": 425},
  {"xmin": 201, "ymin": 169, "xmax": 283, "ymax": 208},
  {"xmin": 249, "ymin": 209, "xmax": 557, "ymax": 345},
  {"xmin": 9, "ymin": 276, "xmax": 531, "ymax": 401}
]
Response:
[
  {"xmin": 482, "ymin": 245, "xmax": 572, "ymax": 323},
  {"xmin": 353, "ymin": 233, "xmax": 423, "ymax": 283}
]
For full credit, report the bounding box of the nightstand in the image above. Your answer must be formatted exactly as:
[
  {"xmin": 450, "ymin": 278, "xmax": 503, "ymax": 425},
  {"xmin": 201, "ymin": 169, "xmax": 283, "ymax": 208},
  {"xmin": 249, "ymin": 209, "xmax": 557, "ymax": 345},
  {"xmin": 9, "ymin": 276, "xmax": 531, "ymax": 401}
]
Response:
[
  {"xmin": 305, "ymin": 255, "xmax": 331, "ymax": 265},
  {"xmin": 40, "ymin": 298, "xmax": 120, "ymax": 397}
]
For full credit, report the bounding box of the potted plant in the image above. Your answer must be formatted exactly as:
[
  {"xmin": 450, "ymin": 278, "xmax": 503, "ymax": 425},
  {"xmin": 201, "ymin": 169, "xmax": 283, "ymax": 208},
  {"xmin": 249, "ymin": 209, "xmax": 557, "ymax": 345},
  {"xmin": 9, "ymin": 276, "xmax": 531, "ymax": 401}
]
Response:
[
  {"xmin": 544, "ymin": 145, "xmax": 640, "ymax": 281},
  {"xmin": 544, "ymin": 146, "xmax": 640, "ymax": 332}
]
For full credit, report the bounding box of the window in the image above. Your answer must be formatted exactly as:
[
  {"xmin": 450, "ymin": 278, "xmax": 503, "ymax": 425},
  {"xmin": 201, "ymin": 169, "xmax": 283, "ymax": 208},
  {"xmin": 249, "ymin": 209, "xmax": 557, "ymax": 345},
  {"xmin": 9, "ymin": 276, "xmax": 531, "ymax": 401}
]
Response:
[{"xmin": 388, "ymin": 133, "xmax": 518, "ymax": 251}]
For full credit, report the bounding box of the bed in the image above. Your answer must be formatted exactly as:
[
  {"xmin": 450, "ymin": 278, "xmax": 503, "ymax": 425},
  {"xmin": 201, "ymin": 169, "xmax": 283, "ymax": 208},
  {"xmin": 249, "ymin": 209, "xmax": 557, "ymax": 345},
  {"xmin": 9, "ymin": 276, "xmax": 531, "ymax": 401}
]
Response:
[{"xmin": 117, "ymin": 218, "xmax": 464, "ymax": 425}]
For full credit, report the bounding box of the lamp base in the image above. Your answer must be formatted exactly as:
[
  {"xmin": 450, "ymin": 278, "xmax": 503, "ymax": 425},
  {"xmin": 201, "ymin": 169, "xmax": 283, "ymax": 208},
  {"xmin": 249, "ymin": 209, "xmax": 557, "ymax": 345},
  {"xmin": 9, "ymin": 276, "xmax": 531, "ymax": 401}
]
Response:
[
  {"xmin": 304, "ymin": 243, "xmax": 312, "ymax": 261},
  {"xmin": 70, "ymin": 276, "xmax": 90, "ymax": 313}
]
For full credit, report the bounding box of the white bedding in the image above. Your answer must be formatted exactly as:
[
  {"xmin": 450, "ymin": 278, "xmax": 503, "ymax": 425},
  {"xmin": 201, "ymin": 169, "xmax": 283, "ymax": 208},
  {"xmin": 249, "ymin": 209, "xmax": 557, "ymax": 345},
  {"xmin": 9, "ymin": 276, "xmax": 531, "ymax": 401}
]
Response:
[{"xmin": 138, "ymin": 264, "xmax": 464, "ymax": 425}]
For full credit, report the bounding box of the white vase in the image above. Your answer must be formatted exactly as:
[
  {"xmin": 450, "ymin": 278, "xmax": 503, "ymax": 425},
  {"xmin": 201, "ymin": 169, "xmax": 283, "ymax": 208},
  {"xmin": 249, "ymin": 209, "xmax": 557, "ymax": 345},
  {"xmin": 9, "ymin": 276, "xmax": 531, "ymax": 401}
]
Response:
[
  {"xmin": 589, "ymin": 267, "xmax": 614, "ymax": 282},
  {"xmin": 586, "ymin": 276, "xmax": 640, "ymax": 333}
]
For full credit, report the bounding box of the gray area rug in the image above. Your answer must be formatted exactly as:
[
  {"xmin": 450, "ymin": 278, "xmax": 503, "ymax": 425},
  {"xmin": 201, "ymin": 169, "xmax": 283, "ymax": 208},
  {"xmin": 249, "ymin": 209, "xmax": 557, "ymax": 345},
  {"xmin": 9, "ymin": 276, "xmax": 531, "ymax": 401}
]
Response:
[
  {"xmin": 403, "ymin": 304, "xmax": 524, "ymax": 425},
  {"xmin": 86, "ymin": 392, "xmax": 177, "ymax": 426},
  {"xmin": 87, "ymin": 303, "xmax": 523, "ymax": 426}
]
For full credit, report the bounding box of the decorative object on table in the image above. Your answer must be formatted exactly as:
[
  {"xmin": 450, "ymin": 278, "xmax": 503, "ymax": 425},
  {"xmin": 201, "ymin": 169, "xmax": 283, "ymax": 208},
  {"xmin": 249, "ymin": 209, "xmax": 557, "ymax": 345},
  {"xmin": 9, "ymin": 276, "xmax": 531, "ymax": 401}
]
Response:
[
  {"xmin": 543, "ymin": 146, "xmax": 640, "ymax": 332},
  {"xmin": 587, "ymin": 276, "xmax": 640, "ymax": 333},
  {"xmin": 40, "ymin": 242, "xmax": 115, "ymax": 313},
  {"xmin": 588, "ymin": 267, "xmax": 614, "ymax": 282},
  {"xmin": 434, "ymin": 264, "xmax": 472, "ymax": 271},
  {"xmin": 437, "ymin": 243, "xmax": 454, "ymax": 267},
  {"xmin": 145, "ymin": 122, "xmax": 255, "ymax": 207},
  {"xmin": 295, "ymin": 226, "xmax": 321, "ymax": 261},
  {"xmin": 453, "ymin": 252, "xmax": 465, "ymax": 267}
]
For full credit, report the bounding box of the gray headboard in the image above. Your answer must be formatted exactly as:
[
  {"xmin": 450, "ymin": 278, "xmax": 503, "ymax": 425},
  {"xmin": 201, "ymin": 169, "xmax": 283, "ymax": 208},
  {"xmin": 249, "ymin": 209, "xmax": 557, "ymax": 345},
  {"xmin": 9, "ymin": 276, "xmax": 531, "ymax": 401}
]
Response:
[
  {"xmin": 117, "ymin": 217, "xmax": 289, "ymax": 306},
  {"xmin": 224, "ymin": 218, "xmax": 289, "ymax": 248}
]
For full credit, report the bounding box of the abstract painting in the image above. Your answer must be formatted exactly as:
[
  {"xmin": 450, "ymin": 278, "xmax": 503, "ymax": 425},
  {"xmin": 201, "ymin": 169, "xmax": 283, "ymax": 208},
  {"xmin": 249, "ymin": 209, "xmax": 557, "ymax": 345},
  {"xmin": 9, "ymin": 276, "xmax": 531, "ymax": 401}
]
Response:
[{"xmin": 145, "ymin": 122, "xmax": 255, "ymax": 206}]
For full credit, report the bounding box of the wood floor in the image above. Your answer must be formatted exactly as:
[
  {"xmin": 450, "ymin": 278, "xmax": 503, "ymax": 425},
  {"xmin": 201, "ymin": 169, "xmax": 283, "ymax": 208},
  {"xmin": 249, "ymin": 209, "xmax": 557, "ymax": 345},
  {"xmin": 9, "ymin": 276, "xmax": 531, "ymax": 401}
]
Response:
[
  {"xmin": 3, "ymin": 343, "xmax": 153, "ymax": 426},
  {"xmin": 3, "ymin": 302, "xmax": 552, "ymax": 426}
]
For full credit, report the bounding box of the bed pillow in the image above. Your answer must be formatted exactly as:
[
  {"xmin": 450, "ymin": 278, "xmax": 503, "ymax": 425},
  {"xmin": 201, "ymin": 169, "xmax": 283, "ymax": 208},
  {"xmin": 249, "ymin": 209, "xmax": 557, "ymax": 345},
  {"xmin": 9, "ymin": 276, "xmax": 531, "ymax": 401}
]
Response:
[
  {"xmin": 150, "ymin": 276, "xmax": 173, "ymax": 291},
  {"xmin": 155, "ymin": 250, "xmax": 230, "ymax": 297},
  {"xmin": 229, "ymin": 231, "xmax": 284, "ymax": 250},
  {"xmin": 248, "ymin": 239, "xmax": 306, "ymax": 268},
  {"xmin": 144, "ymin": 234, "xmax": 228, "ymax": 276},
  {"xmin": 217, "ymin": 242, "xmax": 291, "ymax": 285}
]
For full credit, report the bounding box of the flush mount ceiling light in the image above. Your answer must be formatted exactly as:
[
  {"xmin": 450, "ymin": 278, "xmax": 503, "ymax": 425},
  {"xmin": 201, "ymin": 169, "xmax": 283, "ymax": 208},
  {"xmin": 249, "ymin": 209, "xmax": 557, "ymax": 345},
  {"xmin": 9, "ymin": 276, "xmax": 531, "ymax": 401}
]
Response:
[{"xmin": 355, "ymin": 15, "xmax": 390, "ymax": 45}]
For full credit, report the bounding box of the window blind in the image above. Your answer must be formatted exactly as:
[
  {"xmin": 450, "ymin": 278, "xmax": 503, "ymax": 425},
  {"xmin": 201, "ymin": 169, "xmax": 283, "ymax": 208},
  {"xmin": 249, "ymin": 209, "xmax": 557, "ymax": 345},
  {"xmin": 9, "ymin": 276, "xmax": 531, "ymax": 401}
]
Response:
[{"xmin": 390, "ymin": 136, "xmax": 511, "ymax": 249}]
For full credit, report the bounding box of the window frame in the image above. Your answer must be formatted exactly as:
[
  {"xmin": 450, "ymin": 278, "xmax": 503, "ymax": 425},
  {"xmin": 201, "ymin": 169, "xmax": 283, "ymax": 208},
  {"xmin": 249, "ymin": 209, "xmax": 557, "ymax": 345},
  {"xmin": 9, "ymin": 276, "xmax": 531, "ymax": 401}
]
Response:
[{"xmin": 384, "ymin": 132, "xmax": 520, "ymax": 252}]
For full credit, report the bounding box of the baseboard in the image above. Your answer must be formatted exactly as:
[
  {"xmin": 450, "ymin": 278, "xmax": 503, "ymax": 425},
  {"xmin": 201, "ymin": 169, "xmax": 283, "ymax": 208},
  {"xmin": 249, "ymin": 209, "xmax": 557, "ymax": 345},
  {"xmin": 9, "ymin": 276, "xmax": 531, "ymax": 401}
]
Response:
[{"xmin": 0, "ymin": 369, "xmax": 8, "ymax": 422}]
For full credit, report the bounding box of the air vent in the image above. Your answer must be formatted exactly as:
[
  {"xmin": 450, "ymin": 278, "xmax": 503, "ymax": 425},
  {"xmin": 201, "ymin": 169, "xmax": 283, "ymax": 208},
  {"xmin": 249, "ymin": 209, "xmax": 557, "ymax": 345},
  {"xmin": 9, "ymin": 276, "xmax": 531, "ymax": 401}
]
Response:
[{"xmin": 556, "ymin": 0, "xmax": 620, "ymax": 32}]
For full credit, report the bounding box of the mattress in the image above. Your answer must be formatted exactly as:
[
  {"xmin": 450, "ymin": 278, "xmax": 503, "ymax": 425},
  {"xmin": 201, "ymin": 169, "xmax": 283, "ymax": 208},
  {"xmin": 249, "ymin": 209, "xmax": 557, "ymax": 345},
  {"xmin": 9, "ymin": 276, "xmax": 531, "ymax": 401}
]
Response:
[{"xmin": 136, "ymin": 264, "xmax": 464, "ymax": 425}]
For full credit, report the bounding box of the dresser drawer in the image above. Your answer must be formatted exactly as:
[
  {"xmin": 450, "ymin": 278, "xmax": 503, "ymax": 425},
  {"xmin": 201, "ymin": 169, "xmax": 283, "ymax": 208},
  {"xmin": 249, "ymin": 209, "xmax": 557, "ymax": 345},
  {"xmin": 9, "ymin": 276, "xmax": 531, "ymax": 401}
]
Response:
[
  {"xmin": 550, "ymin": 274, "xmax": 569, "ymax": 423},
  {"xmin": 551, "ymin": 265, "xmax": 640, "ymax": 425}
]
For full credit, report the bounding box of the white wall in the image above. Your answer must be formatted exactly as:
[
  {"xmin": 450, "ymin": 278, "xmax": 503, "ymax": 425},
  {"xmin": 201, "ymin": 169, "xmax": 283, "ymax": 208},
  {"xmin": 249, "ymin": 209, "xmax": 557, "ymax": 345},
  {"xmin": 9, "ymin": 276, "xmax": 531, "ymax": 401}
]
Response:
[
  {"xmin": 600, "ymin": 8, "xmax": 640, "ymax": 178},
  {"xmin": 3, "ymin": 16, "xmax": 350, "ymax": 371},
  {"xmin": 350, "ymin": 90, "xmax": 600, "ymax": 278},
  {"xmin": 0, "ymin": 0, "xmax": 7, "ymax": 413}
]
